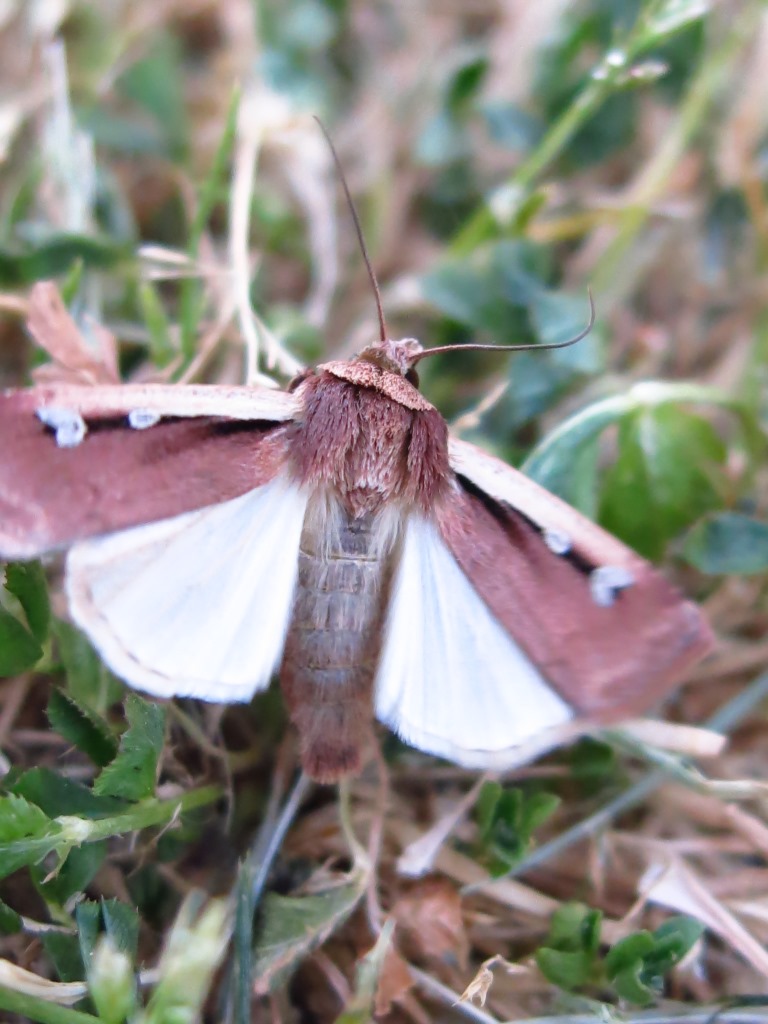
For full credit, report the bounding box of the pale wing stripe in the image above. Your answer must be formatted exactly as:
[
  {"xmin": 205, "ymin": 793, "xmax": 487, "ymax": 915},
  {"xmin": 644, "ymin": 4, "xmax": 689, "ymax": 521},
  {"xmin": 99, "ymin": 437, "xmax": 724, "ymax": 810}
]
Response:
[
  {"xmin": 31, "ymin": 383, "xmax": 300, "ymax": 422},
  {"xmin": 66, "ymin": 476, "xmax": 308, "ymax": 701},
  {"xmin": 375, "ymin": 517, "xmax": 573, "ymax": 768}
]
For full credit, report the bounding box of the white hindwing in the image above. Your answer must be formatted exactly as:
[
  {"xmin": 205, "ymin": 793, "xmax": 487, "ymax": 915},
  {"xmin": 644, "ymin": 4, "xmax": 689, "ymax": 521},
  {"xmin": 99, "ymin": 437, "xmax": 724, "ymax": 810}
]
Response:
[
  {"xmin": 66, "ymin": 476, "xmax": 308, "ymax": 702},
  {"xmin": 375, "ymin": 517, "xmax": 575, "ymax": 768}
]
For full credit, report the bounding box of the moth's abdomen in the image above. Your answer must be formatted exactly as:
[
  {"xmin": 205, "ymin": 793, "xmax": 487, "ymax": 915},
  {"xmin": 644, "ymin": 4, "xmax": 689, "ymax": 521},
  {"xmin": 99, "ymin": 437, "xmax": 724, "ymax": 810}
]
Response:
[{"xmin": 280, "ymin": 507, "xmax": 396, "ymax": 783}]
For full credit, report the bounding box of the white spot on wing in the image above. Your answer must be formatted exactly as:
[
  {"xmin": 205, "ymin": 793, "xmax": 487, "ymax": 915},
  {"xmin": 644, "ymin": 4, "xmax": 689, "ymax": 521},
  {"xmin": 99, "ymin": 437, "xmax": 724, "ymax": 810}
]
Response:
[
  {"xmin": 128, "ymin": 409, "xmax": 161, "ymax": 430},
  {"xmin": 543, "ymin": 527, "xmax": 571, "ymax": 555},
  {"xmin": 590, "ymin": 565, "xmax": 635, "ymax": 607},
  {"xmin": 36, "ymin": 407, "xmax": 87, "ymax": 448},
  {"xmin": 66, "ymin": 475, "xmax": 308, "ymax": 702},
  {"xmin": 375, "ymin": 517, "xmax": 572, "ymax": 769}
]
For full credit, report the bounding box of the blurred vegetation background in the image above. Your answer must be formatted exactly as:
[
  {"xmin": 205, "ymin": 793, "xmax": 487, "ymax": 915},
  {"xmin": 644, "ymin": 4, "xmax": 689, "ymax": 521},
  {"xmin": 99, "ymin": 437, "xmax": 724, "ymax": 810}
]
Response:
[{"xmin": 1, "ymin": 1, "xmax": 768, "ymax": 1022}]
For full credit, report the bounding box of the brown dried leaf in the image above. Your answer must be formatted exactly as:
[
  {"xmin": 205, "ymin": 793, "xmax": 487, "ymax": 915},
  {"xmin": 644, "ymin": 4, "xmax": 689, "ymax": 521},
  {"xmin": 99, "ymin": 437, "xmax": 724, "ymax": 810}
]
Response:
[
  {"xmin": 27, "ymin": 281, "xmax": 119, "ymax": 385},
  {"xmin": 391, "ymin": 877, "xmax": 468, "ymax": 970},
  {"xmin": 374, "ymin": 945, "xmax": 414, "ymax": 1018}
]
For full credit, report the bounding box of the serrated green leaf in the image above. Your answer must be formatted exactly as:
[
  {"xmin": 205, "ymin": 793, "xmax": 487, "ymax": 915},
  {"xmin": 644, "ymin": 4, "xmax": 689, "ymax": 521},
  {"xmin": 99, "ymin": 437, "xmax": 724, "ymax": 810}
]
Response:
[
  {"xmin": 12, "ymin": 768, "xmax": 126, "ymax": 820},
  {"xmin": 682, "ymin": 513, "xmax": 768, "ymax": 575},
  {"xmin": 0, "ymin": 793, "xmax": 52, "ymax": 843},
  {"xmin": 0, "ymin": 606, "xmax": 42, "ymax": 675},
  {"xmin": 41, "ymin": 930, "xmax": 87, "ymax": 983},
  {"xmin": 253, "ymin": 870, "xmax": 367, "ymax": 995},
  {"xmin": 0, "ymin": 794, "xmax": 62, "ymax": 879},
  {"xmin": 76, "ymin": 900, "xmax": 102, "ymax": 968},
  {"xmin": 47, "ymin": 689, "xmax": 118, "ymax": 768},
  {"xmin": 94, "ymin": 695, "xmax": 165, "ymax": 801},
  {"xmin": 101, "ymin": 899, "xmax": 140, "ymax": 960},
  {"xmin": 4, "ymin": 562, "xmax": 50, "ymax": 644},
  {"xmin": 34, "ymin": 842, "xmax": 106, "ymax": 907},
  {"xmin": 53, "ymin": 619, "xmax": 123, "ymax": 714}
]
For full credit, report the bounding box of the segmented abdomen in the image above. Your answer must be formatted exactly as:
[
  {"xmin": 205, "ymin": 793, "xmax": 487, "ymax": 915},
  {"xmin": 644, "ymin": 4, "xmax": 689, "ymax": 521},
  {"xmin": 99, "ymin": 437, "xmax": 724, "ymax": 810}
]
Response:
[{"xmin": 280, "ymin": 508, "xmax": 396, "ymax": 782}]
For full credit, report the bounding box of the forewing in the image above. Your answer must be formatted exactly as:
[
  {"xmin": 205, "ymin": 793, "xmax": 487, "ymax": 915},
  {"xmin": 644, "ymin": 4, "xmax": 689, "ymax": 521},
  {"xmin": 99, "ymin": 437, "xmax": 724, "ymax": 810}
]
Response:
[
  {"xmin": 66, "ymin": 475, "xmax": 308, "ymax": 702},
  {"xmin": 374, "ymin": 516, "xmax": 579, "ymax": 768},
  {"xmin": 443, "ymin": 438, "xmax": 714, "ymax": 720},
  {"xmin": 0, "ymin": 384, "xmax": 300, "ymax": 558}
]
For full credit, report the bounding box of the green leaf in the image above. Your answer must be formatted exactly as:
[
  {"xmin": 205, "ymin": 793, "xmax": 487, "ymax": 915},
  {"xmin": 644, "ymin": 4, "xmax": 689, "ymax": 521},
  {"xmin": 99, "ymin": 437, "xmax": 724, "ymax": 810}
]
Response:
[
  {"xmin": 116, "ymin": 33, "xmax": 188, "ymax": 158},
  {"xmin": 611, "ymin": 961, "xmax": 656, "ymax": 1005},
  {"xmin": 0, "ymin": 233, "xmax": 129, "ymax": 286},
  {"xmin": 536, "ymin": 902, "xmax": 603, "ymax": 992},
  {"xmin": 138, "ymin": 281, "xmax": 175, "ymax": 368},
  {"xmin": 0, "ymin": 606, "xmax": 42, "ymax": 675},
  {"xmin": 476, "ymin": 784, "xmax": 560, "ymax": 872},
  {"xmin": 94, "ymin": 695, "xmax": 165, "ymax": 801},
  {"xmin": 53, "ymin": 619, "xmax": 123, "ymax": 714},
  {"xmin": 333, "ymin": 920, "xmax": 396, "ymax": 1024},
  {"xmin": 34, "ymin": 842, "xmax": 106, "ymax": 908},
  {"xmin": 569, "ymin": 737, "xmax": 618, "ymax": 793},
  {"xmin": 41, "ymin": 930, "xmax": 87, "ymax": 984},
  {"xmin": 0, "ymin": 899, "xmax": 22, "ymax": 935},
  {"xmin": 682, "ymin": 513, "xmax": 768, "ymax": 575},
  {"xmin": 536, "ymin": 947, "xmax": 595, "ymax": 990},
  {"xmin": 645, "ymin": 915, "xmax": 704, "ymax": 975},
  {"xmin": 253, "ymin": 870, "xmax": 367, "ymax": 995},
  {"xmin": 74, "ymin": 899, "xmax": 140, "ymax": 969},
  {"xmin": 604, "ymin": 930, "xmax": 656, "ymax": 975},
  {"xmin": 600, "ymin": 406, "xmax": 726, "ymax": 559},
  {"xmin": 476, "ymin": 781, "xmax": 503, "ymax": 842},
  {"xmin": 99, "ymin": 899, "xmax": 141, "ymax": 960},
  {"xmin": 0, "ymin": 794, "xmax": 62, "ymax": 879},
  {"xmin": 12, "ymin": 768, "xmax": 126, "ymax": 820},
  {"xmin": 547, "ymin": 902, "xmax": 602, "ymax": 954},
  {"xmin": 47, "ymin": 690, "xmax": 118, "ymax": 768},
  {"xmin": 528, "ymin": 289, "xmax": 602, "ymax": 374},
  {"xmin": 523, "ymin": 393, "xmax": 633, "ymax": 500},
  {"xmin": 603, "ymin": 916, "xmax": 703, "ymax": 1005},
  {"xmin": 4, "ymin": 563, "xmax": 50, "ymax": 644},
  {"xmin": 0, "ymin": 794, "xmax": 57, "ymax": 843}
]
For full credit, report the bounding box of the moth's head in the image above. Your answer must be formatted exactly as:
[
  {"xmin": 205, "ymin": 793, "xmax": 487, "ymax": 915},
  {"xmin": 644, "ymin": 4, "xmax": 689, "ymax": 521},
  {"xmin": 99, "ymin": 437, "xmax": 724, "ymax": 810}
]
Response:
[{"xmin": 355, "ymin": 338, "xmax": 423, "ymax": 377}]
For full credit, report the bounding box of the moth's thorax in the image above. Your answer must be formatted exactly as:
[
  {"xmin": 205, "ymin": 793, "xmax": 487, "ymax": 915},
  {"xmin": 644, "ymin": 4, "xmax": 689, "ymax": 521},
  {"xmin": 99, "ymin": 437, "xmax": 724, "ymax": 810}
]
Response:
[{"xmin": 290, "ymin": 368, "xmax": 450, "ymax": 517}]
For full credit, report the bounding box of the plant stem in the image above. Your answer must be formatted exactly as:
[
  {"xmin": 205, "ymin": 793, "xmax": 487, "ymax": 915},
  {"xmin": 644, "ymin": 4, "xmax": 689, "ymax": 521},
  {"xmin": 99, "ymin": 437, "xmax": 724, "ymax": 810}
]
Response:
[
  {"xmin": 0, "ymin": 988, "xmax": 98, "ymax": 1024},
  {"xmin": 449, "ymin": 1, "xmax": 707, "ymax": 256},
  {"xmin": 59, "ymin": 785, "xmax": 221, "ymax": 845}
]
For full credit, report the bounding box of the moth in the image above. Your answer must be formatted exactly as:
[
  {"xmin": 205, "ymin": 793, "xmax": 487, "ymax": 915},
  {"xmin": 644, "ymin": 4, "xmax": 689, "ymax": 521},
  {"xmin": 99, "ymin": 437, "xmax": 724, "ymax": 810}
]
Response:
[{"xmin": 0, "ymin": 279, "xmax": 713, "ymax": 782}]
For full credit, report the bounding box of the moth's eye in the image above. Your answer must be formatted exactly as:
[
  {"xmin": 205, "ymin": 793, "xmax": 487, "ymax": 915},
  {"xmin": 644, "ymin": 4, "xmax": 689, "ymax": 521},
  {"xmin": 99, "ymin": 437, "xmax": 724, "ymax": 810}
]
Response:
[{"xmin": 405, "ymin": 367, "xmax": 420, "ymax": 389}]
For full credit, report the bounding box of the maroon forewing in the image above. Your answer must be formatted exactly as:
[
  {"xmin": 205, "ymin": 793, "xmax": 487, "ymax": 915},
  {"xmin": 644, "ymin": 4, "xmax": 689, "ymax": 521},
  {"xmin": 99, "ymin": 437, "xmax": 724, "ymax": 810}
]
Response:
[
  {"xmin": 0, "ymin": 386, "xmax": 296, "ymax": 559},
  {"xmin": 438, "ymin": 444, "xmax": 714, "ymax": 720}
]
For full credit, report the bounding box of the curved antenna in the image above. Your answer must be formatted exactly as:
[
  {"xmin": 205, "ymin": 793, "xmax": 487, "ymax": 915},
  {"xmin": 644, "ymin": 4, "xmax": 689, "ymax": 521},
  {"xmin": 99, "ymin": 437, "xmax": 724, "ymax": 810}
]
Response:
[
  {"xmin": 313, "ymin": 116, "xmax": 388, "ymax": 344},
  {"xmin": 412, "ymin": 289, "xmax": 595, "ymax": 364}
]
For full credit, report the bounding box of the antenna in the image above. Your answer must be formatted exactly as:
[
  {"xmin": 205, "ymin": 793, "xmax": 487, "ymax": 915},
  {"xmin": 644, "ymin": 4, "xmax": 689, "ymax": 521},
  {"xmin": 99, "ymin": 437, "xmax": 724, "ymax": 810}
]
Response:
[
  {"xmin": 412, "ymin": 289, "xmax": 595, "ymax": 364},
  {"xmin": 314, "ymin": 116, "xmax": 388, "ymax": 344}
]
